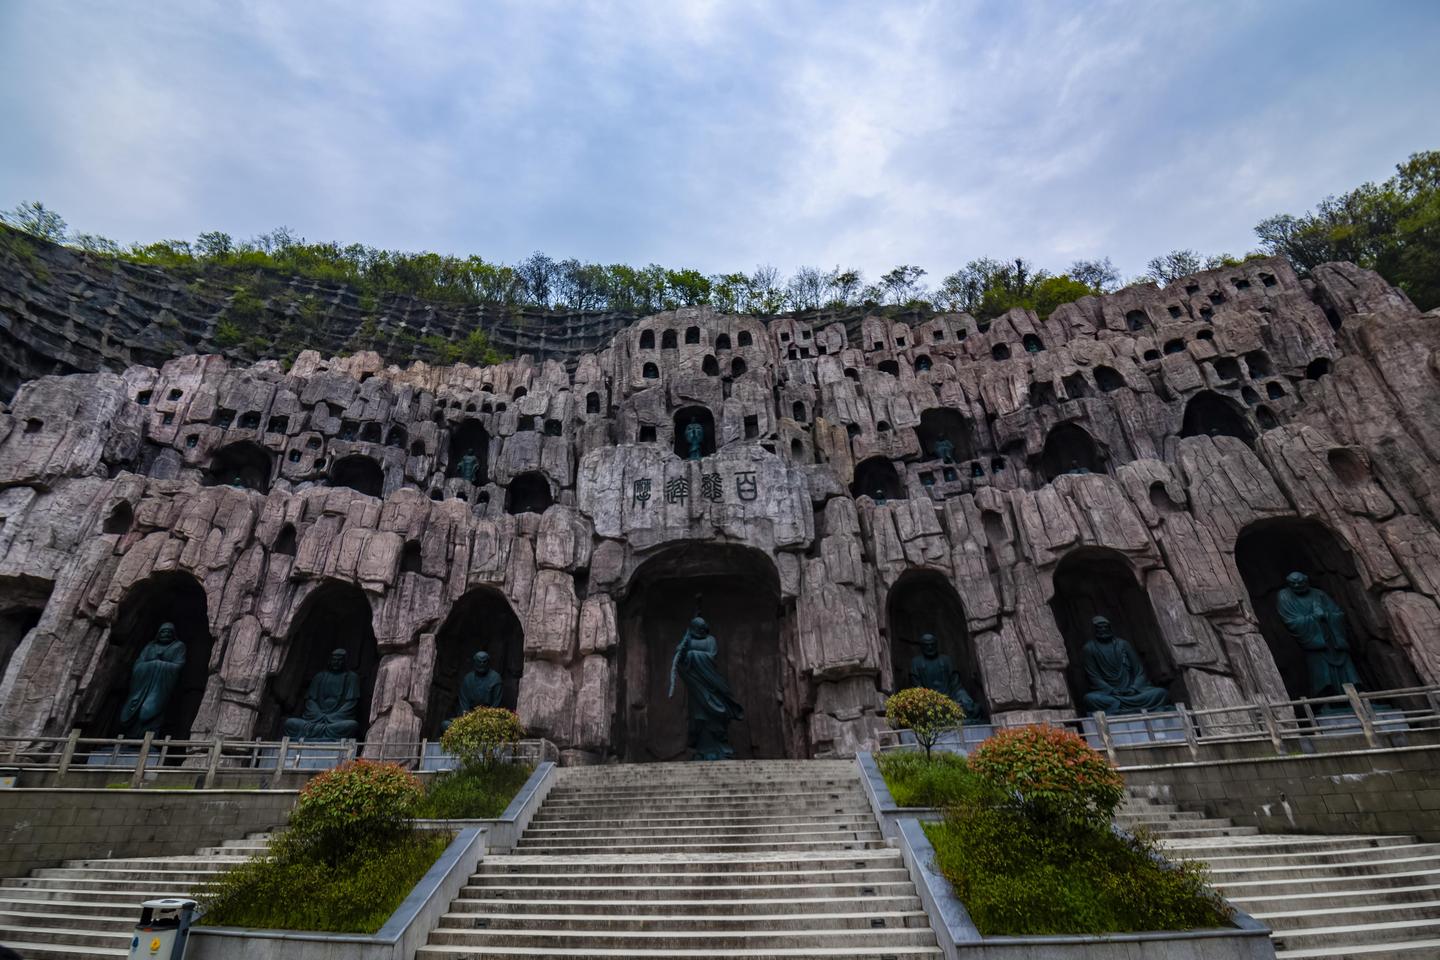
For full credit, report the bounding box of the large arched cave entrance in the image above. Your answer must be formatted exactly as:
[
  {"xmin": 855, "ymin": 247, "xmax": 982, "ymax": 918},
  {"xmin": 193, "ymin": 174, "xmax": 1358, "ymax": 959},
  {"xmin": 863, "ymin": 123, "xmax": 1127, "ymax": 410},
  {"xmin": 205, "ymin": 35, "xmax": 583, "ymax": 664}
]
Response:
[
  {"xmin": 261, "ymin": 580, "xmax": 380, "ymax": 740},
  {"xmin": 617, "ymin": 544, "xmax": 801, "ymax": 762},
  {"xmin": 886, "ymin": 570, "xmax": 981, "ymax": 710},
  {"xmin": 425, "ymin": 588, "xmax": 525, "ymax": 737}
]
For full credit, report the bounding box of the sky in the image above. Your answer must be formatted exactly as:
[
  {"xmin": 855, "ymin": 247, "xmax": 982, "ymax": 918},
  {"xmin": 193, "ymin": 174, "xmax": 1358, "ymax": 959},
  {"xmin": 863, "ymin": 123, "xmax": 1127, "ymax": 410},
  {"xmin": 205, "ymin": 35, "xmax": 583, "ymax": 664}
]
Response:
[{"xmin": 2, "ymin": 0, "xmax": 1439, "ymax": 285}]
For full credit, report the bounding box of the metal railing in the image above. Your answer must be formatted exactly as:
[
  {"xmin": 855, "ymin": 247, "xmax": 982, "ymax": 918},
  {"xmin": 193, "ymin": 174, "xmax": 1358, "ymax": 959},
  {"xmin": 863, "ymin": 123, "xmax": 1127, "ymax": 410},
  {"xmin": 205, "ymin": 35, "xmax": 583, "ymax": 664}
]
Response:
[
  {"xmin": 874, "ymin": 682, "xmax": 1440, "ymax": 763},
  {"xmin": 0, "ymin": 731, "xmax": 559, "ymax": 787}
]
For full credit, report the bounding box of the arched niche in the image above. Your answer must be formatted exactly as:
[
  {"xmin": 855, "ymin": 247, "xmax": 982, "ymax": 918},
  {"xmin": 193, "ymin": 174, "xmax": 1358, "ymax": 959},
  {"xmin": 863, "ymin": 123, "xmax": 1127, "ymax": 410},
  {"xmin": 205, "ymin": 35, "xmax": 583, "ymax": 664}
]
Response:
[
  {"xmin": 673, "ymin": 406, "xmax": 717, "ymax": 459},
  {"xmin": 261, "ymin": 580, "xmax": 379, "ymax": 740},
  {"xmin": 0, "ymin": 577, "xmax": 53, "ymax": 688},
  {"xmin": 87, "ymin": 572, "xmax": 214, "ymax": 739},
  {"xmin": 203, "ymin": 440, "xmax": 273, "ymax": 492},
  {"xmin": 426, "ymin": 588, "xmax": 524, "ymax": 737},
  {"xmin": 852, "ymin": 456, "xmax": 904, "ymax": 501},
  {"xmin": 617, "ymin": 543, "xmax": 797, "ymax": 761},
  {"xmin": 1234, "ymin": 518, "xmax": 1417, "ymax": 698},
  {"xmin": 1049, "ymin": 548, "xmax": 1183, "ymax": 713},
  {"xmin": 1040, "ymin": 423, "xmax": 1103, "ymax": 481},
  {"xmin": 1180, "ymin": 391, "xmax": 1254, "ymax": 445},
  {"xmin": 886, "ymin": 570, "xmax": 979, "ymax": 705},
  {"xmin": 506, "ymin": 472, "xmax": 553, "ymax": 515},
  {"xmin": 915, "ymin": 409, "xmax": 975, "ymax": 463},
  {"xmin": 447, "ymin": 419, "xmax": 490, "ymax": 483},
  {"xmin": 330, "ymin": 454, "xmax": 384, "ymax": 497}
]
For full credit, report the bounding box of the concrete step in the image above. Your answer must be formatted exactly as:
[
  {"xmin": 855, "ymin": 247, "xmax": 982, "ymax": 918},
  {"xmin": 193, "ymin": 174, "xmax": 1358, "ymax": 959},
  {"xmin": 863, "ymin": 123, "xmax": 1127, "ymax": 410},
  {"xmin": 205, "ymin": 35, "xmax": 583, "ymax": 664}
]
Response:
[
  {"xmin": 460, "ymin": 882, "xmax": 922, "ymax": 901},
  {"xmin": 447, "ymin": 896, "xmax": 925, "ymax": 916},
  {"xmin": 1215, "ymin": 868, "xmax": 1440, "ymax": 897},
  {"xmin": 1162, "ymin": 835, "xmax": 1417, "ymax": 858},
  {"xmin": 527, "ymin": 813, "xmax": 877, "ymax": 830},
  {"xmin": 0, "ymin": 877, "xmax": 219, "ymax": 895},
  {"xmin": 511, "ymin": 839, "xmax": 889, "ymax": 855},
  {"xmin": 1252, "ymin": 900, "xmax": 1440, "ymax": 931},
  {"xmin": 435, "ymin": 910, "xmax": 934, "ymax": 931},
  {"xmin": 476, "ymin": 855, "xmax": 904, "ymax": 875},
  {"xmin": 417, "ymin": 948, "xmax": 942, "ymax": 959},
  {"xmin": 0, "ymin": 923, "xmax": 128, "ymax": 950},
  {"xmin": 0, "ymin": 908, "xmax": 135, "ymax": 932},
  {"xmin": 469, "ymin": 867, "xmax": 911, "ymax": 886},
  {"xmin": 1135, "ymin": 825, "xmax": 1260, "ymax": 839},
  {"xmin": 0, "ymin": 940, "xmax": 127, "ymax": 959},
  {"xmin": 1174, "ymin": 841, "xmax": 1440, "ymax": 869},
  {"xmin": 1270, "ymin": 916, "xmax": 1440, "ymax": 950},
  {"xmin": 1276, "ymin": 938, "xmax": 1440, "ymax": 958},
  {"xmin": 1228, "ymin": 883, "xmax": 1440, "ymax": 911},
  {"xmin": 423, "ymin": 927, "xmax": 939, "ymax": 950},
  {"xmin": 27, "ymin": 866, "xmax": 229, "ymax": 883},
  {"xmin": 517, "ymin": 826, "xmax": 884, "ymax": 843},
  {"xmin": 1206, "ymin": 853, "xmax": 1440, "ymax": 883},
  {"xmin": 0, "ymin": 898, "xmax": 153, "ymax": 920}
]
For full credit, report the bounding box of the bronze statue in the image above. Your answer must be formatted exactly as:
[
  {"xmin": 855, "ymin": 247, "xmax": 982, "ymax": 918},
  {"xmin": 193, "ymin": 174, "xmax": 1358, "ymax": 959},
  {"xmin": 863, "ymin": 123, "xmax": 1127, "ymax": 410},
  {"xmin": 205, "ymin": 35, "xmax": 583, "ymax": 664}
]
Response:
[
  {"xmin": 118, "ymin": 622, "xmax": 187, "ymax": 738},
  {"xmin": 684, "ymin": 418, "xmax": 705, "ymax": 461},
  {"xmin": 283, "ymin": 648, "xmax": 362, "ymax": 740},
  {"xmin": 1277, "ymin": 571, "xmax": 1362, "ymax": 698},
  {"xmin": 456, "ymin": 449, "xmax": 481, "ymax": 484},
  {"xmin": 1080, "ymin": 616, "xmax": 1171, "ymax": 715},
  {"xmin": 442, "ymin": 650, "xmax": 504, "ymax": 730},
  {"xmin": 932, "ymin": 438, "xmax": 955, "ymax": 463},
  {"xmin": 1065, "ymin": 459, "xmax": 1090, "ymax": 475},
  {"xmin": 909, "ymin": 633, "xmax": 984, "ymax": 723},
  {"xmin": 668, "ymin": 617, "xmax": 744, "ymax": 760}
]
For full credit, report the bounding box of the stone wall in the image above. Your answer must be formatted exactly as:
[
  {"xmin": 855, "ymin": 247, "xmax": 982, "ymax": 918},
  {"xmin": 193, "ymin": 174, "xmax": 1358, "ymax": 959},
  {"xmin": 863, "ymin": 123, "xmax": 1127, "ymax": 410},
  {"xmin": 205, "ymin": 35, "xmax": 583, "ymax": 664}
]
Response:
[
  {"xmin": 0, "ymin": 788, "xmax": 296, "ymax": 877},
  {"xmin": 2, "ymin": 250, "xmax": 1440, "ymax": 763}
]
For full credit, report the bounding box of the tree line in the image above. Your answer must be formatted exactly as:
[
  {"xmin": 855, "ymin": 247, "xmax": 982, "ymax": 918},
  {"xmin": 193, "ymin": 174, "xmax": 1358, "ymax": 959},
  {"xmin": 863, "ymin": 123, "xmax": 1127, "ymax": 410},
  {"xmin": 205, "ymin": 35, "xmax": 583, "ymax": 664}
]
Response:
[{"xmin": 3, "ymin": 150, "xmax": 1435, "ymax": 319}]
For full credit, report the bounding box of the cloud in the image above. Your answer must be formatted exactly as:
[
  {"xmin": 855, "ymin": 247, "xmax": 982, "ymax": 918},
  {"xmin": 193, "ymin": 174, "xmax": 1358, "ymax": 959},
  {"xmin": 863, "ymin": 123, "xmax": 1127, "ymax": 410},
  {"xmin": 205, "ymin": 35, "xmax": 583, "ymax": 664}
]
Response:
[{"xmin": 1, "ymin": 0, "xmax": 1437, "ymax": 284}]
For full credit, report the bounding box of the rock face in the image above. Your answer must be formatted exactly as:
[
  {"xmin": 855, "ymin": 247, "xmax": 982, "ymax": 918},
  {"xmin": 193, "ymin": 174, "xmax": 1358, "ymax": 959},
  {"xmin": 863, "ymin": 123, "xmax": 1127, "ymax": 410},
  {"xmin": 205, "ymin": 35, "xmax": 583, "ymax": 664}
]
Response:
[{"xmin": 2, "ymin": 255, "xmax": 1439, "ymax": 761}]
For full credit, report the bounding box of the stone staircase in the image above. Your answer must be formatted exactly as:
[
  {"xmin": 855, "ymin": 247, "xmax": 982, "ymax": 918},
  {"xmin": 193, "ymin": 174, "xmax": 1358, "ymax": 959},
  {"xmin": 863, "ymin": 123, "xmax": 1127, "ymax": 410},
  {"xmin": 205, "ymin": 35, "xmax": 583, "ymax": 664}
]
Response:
[
  {"xmin": 0, "ymin": 832, "xmax": 267, "ymax": 959},
  {"xmin": 1121, "ymin": 794, "xmax": 1440, "ymax": 959},
  {"xmin": 416, "ymin": 759, "xmax": 941, "ymax": 959}
]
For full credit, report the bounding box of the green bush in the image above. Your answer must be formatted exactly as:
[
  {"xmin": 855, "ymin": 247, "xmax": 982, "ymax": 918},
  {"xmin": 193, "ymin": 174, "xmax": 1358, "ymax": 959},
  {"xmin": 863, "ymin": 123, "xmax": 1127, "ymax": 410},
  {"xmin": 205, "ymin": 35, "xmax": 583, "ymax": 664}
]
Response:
[
  {"xmin": 199, "ymin": 831, "xmax": 449, "ymax": 933},
  {"xmin": 876, "ymin": 751, "xmax": 988, "ymax": 808},
  {"xmin": 970, "ymin": 724, "xmax": 1124, "ymax": 827},
  {"xmin": 288, "ymin": 760, "xmax": 422, "ymax": 865},
  {"xmin": 416, "ymin": 762, "xmax": 535, "ymax": 820},
  {"xmin": 925, "ymin": 805, "xmax": 1229, "ymax": 935},
  {"xmin": 440, "ymin": 706, "xmax": 525, "ymax": 770},
  {"xmin": 884, "ymin": 687, "xmax": 964, "ymax": 761}
]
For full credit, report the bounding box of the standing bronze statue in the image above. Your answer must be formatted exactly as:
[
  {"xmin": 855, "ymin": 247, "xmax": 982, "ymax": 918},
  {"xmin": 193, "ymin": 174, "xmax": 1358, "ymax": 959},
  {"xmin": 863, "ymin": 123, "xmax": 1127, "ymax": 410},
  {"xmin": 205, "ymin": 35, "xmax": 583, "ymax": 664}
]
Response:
[
  {"xmin": 1080, "ymin": 616, "xmax": 1171, "ymax": 714},
  {"xmin": 684, "ymin": 418, "xmax": 706, "ymax": 461},
  {"xmin": 119, "ymin": 622, "xmax": 187, "ymax": 738},
  {"xmin": 668, "ymin": 617, "xmax": 744, "ymax": 760},
  {"xmin": 908, "ymin": 633, "xmax": 984, "ymax": 722},
  {"xmin": 283, "ymin": 648, "xmax": 362, "ymax": 740},
  {"xmin": 442, "ymin": 650, "xmax": 504, "ymax": 730},
  {"xmin": 1277, "ymin": 571, "xmax": 1362, "ymax": 698}
]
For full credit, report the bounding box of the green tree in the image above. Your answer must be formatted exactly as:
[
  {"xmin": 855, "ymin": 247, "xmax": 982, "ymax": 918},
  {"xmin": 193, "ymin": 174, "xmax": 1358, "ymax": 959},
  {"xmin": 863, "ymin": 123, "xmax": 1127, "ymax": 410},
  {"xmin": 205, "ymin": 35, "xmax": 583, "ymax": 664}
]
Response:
[{"xmin": 2, "ymin": 201, "xmax": 68, "ymax": 242}]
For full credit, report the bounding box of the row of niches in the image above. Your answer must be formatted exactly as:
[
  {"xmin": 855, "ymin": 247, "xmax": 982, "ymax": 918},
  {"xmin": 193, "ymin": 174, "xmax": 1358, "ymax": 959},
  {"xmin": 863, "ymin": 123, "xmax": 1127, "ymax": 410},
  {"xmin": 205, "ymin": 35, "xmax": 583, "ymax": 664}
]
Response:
[{"xmin": 70, "ymin": 513, "xmax": 1421, "ymax": 759}]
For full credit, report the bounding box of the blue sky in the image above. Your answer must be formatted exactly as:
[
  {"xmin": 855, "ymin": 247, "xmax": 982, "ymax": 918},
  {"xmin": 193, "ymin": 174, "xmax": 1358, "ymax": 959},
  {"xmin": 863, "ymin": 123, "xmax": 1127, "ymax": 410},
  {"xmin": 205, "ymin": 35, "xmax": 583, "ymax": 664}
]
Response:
[{"xmin": 2, "ymin": 0, "xmax": 1438, "ymax": 283}]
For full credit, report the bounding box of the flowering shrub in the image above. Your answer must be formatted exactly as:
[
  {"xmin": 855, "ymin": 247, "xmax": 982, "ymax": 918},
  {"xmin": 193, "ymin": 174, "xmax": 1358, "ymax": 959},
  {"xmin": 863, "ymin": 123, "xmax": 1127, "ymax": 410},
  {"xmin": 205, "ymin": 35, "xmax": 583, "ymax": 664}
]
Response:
[
  {"xmin": 885, "ymin": 687, "xmax": 964, "ymax": 761},
  {"xmin": 440, "ymin": 706, "xmax": 525, "ymax": 769},
  {"xmin": 288, "ymin": 760, "xmax": 422, "ymax": 863},
  {"xmin": 969, "ymin": 724, "xmax": 1123, "ymax": 826}
]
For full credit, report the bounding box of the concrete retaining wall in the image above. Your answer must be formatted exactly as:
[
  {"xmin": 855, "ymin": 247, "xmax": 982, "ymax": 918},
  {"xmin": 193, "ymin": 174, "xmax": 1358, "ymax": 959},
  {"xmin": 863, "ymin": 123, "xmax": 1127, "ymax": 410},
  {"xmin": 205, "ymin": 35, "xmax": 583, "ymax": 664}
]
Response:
[
  {"xmin": 0, "ymin": 787, "xmax": 297, "ymax": 878},
  {"xmin": 1122, "ymin": 741, "xmax": 1440, "ymax": 841}
]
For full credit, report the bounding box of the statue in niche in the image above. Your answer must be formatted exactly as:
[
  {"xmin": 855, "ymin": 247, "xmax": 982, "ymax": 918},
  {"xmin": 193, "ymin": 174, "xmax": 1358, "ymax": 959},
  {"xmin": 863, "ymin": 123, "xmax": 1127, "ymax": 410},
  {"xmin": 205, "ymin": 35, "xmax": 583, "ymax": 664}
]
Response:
[
  {"xmin": 916, "ymin": 357, "xmax": 932, "ymax": 372},
  {"xmin": 442, "ymin": 650, "xmax": 504, "ymax": 730},
  {"xmin": 1277, "ymin": 571, "xmax": 1362, "ymax": 699},
  {"xmin": 1065, "ymin": 459, "xmax": 1091, "ymax": 475},
  {"xmin": 283, "ymin": 648, "xmax": 362, "ymax": 740},
  {"xmin": 118, "ymin": 622, "xmax": 187, "ymax": 738},
  {"xmin": 230, "ymin": 475, "xmax": 247, "ymax": 489},
  {"xmin": 684, "ymin": 417, "xmax": 706, "ymax": 461},
  {"xmin": 909, "ymin": 633, "xmax": 984, "ymax": 723},
  {"xmin": 456, "ymin": 449, "xmax": 481, "ymax": 484},
  {"xmin": 932, "ymin": 438, "xmax": 955, "ymax": 463},
  {"xmin": 1081, "ymin": 616, "xmax": 1172, "ymax": 715},
  {"xmin": 668, "ymin": 616, "xmax": 744, "ymax": 760},
  {"xmin": 872, "ymin": 488, "xmax": 887, "ymax": 506}
]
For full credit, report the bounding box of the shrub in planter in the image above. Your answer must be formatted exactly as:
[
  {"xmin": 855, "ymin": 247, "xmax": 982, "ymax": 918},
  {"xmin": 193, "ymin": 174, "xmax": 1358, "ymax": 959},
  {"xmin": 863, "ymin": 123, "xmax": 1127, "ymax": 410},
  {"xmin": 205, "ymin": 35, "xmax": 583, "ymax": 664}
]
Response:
[
  {"xmin": 288, "ymin": 760, "xmax": 422, "ymax": 864},
  {"xmin": 440, "ymin": 706, "xmax": 525, "ymax": 769},
  {"xmin": 885, "ymin": 687, "xmax": 964, "ymax": 761},
  {"xmin": 969, "ymin": 724, "xmax": 1123, "ymax": 827}
]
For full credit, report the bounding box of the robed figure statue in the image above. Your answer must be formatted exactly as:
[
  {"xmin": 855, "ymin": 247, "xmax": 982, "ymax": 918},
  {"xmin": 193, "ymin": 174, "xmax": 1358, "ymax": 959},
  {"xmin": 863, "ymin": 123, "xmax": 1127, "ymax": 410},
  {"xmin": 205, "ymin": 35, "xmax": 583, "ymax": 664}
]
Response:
[
  {"xmin": 283, "ymin": 648, "xmax": 362, "ymax": 740},
  {"xmin": 668, "ymin": 617, "xmax": 745, "ymax": 760},
  {"xmin": 442, "ymin": 650, "xmax": 504, "ymax": 730},
  {"xmin": 1277, "ymin": 571, "xmax": 1362, "ymax": 698},
  {"xmin": 909, "ymin": 633, "xmax": 984, "ymax": 723},
  {"xmin": 684, "ymin": 418, "xmax": 706, "ymax": 461},
  {"xmin": 1081, "ymin": 616, "xmax": 1172, "ymax": 715},
  {"xmin": 119, "ymin": 622, "xmax": 187, "ymax": 738}
]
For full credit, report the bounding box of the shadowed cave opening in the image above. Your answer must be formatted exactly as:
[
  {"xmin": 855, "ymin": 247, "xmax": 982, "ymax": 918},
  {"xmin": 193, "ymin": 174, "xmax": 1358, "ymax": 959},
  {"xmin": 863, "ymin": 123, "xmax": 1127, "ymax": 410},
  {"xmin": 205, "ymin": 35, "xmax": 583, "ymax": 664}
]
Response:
[
  {"xmin": 203, "ymin": 440, "xmax": 273, "ymax": 492},
  {"xmin": 915, "ymin": 408, "xmax": 975, "ymax": 464},
  {"xmin": 886, "ymin": 571, "xmax": 979, "ymax": 708},
  {"xmin": 1049, "ymin": 548, "xmax": 1184, "ymax": 713},
  {"xmin": 87, "ymin": 572, "xmax": 214, "ymax": 740},
  {"xmin": 425, "ymin": 588, "xmax": 524, "ymax": 737},
  {"xmin": 852, "ymin": 456, "xmax": 904, "ymax": 501},
  {"xmin": 261, "ymin": 580, "xmax": 379, "ymax": 741},
  {"xmin": 330, "ymin": 454, "xmax": 384, "ymax": 497},
  {"xmin": 1039, "ymin": 423, "xmax": 1104, "ymax": 481},
  {"xmin": 1235, "ymin": 518, "xmax": 1417, "ymax": 700},
  {"xmin": 0, "ymin": 577, "xmax": 52, "ymax": 689},
  {"xmin": 447, "ymin": 419, "xmax": 490, "ymax": 484},
  {"xmin": 617, "ymin": 545, "xmax": 800, "ymax": 762}
]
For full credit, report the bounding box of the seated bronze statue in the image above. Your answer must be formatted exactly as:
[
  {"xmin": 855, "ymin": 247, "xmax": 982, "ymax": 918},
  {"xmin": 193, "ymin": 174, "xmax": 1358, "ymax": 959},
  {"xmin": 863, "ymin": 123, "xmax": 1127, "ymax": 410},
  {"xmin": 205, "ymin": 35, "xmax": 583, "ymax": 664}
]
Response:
[
  {"xmin": 908, "ymin": 633, "xmax": 984, "ymax": 723},
  {"xmin": 283, "ymin": 648, "xmax": 362, "ymax": 740},
  {"xmin": 1080, "ymin": 616, "xmax": 1171, "ymax": 715},
  {"xmin": 442, "ymin": 650, "xmax": 504, "ymax": 731}
]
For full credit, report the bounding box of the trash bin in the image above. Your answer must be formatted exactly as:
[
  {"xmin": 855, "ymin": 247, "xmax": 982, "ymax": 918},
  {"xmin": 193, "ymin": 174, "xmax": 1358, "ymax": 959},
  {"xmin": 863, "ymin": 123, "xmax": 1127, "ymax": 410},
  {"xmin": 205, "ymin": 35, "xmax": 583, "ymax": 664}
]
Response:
[{"xmin": 128, "ymin": 898, "xmax": 196, "ymax": 959}]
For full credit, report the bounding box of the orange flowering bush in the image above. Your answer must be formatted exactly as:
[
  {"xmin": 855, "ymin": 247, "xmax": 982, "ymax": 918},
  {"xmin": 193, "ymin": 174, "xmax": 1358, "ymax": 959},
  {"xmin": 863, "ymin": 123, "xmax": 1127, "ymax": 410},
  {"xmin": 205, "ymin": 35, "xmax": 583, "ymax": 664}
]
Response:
[
  {"xmin": 970, "ymin": 724, "xmax": 1123, "ymax": 826},
  {"xmin": 885, "ymin": 687, "xmax": 965, "ymax": 761},
  {"xmin": 289, "ymin": 760, "xmax": 423, "ymax": 863}
]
